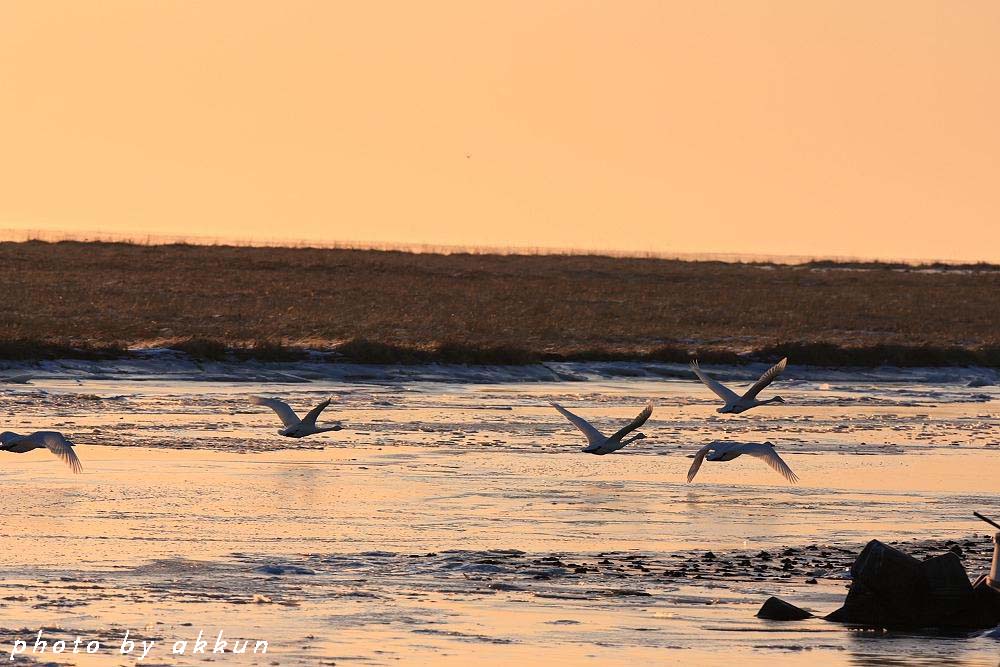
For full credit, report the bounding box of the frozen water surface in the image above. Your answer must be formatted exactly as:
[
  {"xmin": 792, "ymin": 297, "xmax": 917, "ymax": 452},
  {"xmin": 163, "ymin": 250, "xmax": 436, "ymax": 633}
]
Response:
[{"xmin": 0, "ymin": 357, "xmax": 998, "ymax": 665}]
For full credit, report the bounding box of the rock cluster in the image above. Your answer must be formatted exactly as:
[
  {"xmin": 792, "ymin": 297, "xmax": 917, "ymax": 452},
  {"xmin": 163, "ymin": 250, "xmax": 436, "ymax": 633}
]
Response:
[{"xmin": 757, "ymin": 539, "xmax": 1000, "ymax": 630}]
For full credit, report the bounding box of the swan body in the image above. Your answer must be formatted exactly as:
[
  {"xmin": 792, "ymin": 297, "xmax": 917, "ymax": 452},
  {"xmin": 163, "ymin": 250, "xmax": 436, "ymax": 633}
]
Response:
[
  {"xmin": 690, "ymin": 358, "xmax": 787, "ymax": 414},
  {"xmin": 251, "ymin": 396, "xmax": 342, "ymax": 438},
  {"xmin": 0, "ymin": 431, "xmax": 83, "ymax": 473},
  {"xmin": 550, "ymin": 402, "xmax": 653, "ymax": 455},
  {"xmin": 686, "ymin": 441, "xmax": 798, "ymax": 483}
]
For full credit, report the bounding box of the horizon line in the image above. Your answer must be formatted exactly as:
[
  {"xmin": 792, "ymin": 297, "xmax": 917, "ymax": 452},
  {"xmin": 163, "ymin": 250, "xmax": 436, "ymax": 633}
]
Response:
[{"xmin": 0, "ymin": 226, "xmax": 993, "ymax": 267}]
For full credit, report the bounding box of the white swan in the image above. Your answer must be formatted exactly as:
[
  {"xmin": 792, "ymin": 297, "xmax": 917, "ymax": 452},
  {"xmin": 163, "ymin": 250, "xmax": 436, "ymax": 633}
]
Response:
[
  {"xmin": 0, "ymin": 431, "xmax": 83, "ymax": 473},
  {"xmin": 251, "ymin": 396, "xmax": 343, "ymax": 438},
  {"xmin": 686, "ymin": 441, "xmax": 798, "ymax": 483},
  {"xmin": 550, "ymin": 402, "xmax": 653, "ymax": 455},
  {"xmin": 690, "ymin": 358, "xmax": 787, "ymax": 413}
]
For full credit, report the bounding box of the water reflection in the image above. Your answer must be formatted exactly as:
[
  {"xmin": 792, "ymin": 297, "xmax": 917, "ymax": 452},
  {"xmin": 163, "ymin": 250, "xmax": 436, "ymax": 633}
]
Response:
[
  {"xmin": 0, "ymin": 374, "xmax": 995, "ymax": 664},
  {"xmin": 848, "ymin": 629, "xmax": 996, "ymax": 666}
]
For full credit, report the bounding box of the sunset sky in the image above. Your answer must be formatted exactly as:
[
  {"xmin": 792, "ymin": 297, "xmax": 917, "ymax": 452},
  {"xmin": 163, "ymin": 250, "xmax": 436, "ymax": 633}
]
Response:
[{"xmin": 2, "ymin": 1, "xmax": 998, "ymax": 261}]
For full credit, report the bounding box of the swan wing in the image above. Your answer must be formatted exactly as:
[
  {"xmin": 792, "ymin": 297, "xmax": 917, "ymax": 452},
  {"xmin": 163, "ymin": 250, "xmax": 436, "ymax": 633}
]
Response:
[
  {"xmin": 251, "ymin": 397, "xmax": 301, "ymax": 427},
  {"xmin": 609, "ymin": 403, "xmax": 653, "ymax": 442},
  {"xmin": 0, "ymin": 432, "xmax": 35, "ymax": 453},
  {"xmin": 686, "ymin": 444, "xmax": 714, "ymax": 482},
  {"xmin": 36, "ymin": 431, "xmax": 83, "ymax": 474},
  {"xmin": 741, "ymin": 358, "xmax": 787, "ymax": 401},
  {"xmin": 690, "ymin": 361, "xmax": 740, "ymax": 403},
  {"xmin": 301, "ymin": 398, "xmax": 333, "ymax": 427},
  {"xmin": 0, "ymin": 431, "xmax": 22, "ymax": 445},
  {"xmin": 550, "ymin": 402, "xmax": 605, "ymax": 447},
  {"xmin": 742, "ymin": 442, "xmax": 799, "ymax": 483}
]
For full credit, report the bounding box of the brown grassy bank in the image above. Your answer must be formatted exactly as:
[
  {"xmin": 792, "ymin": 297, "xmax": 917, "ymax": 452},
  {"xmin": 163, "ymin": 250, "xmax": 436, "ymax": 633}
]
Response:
[{"xmin": 1, "ymin": 241, "xmax": 997, "ymax": 366}]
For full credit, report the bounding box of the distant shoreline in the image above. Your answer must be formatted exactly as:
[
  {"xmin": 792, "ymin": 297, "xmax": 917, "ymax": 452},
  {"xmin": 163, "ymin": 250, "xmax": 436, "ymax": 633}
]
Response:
[
  {"xmin": 1, "ymin": 339, "xmax": 998, "ymax": 368},
  {"xmin": 1, "ymin": 233, "xmax": 997, "ymax": 270},
  {"xmin": 2, "ymin": 240, "xmax": 997, "ymax": 366}
]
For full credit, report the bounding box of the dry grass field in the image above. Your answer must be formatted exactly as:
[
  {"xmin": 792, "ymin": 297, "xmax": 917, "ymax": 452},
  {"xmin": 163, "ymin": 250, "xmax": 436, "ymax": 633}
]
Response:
[{"xmin": 1, "ymin": 241, "xmax": 997, "ymax": 365}]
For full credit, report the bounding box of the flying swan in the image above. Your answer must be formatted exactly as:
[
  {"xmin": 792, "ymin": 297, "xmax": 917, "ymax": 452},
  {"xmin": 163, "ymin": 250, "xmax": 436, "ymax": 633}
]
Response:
[
  {"xmin": 550, "ymin": 402, "xmax": 653, "ymax": 455},
  {"xmin": 690, "ymin": 358, "xmax": 787, "ymax": 414},
  {"xmin": 0, "ymin": 431, "xmax": 84, "ymax": 473},
  {"xmin": 686, "ymin": 441, "xmax": 798, "ymax": 483},
  {"xmin": 251, "ymin": 396, "xmax": 343, "ymax": 438}
]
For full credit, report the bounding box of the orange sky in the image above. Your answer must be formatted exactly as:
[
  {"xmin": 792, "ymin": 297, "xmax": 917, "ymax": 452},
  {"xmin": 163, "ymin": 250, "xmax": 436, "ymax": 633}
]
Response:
[{"xmin": 2, "ymin": 1, "xmax": 998, "ymax": 261}]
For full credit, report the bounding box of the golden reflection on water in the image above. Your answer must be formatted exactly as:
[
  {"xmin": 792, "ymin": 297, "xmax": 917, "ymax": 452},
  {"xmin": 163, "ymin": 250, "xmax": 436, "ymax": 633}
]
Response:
[{"xmin": 0, "ymin": 376, "xmax": 996, "ymax": 665}]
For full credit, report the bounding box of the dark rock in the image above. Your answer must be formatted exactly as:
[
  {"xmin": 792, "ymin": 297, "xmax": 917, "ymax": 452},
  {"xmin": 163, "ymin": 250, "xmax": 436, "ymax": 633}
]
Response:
[
  {"xmin": 825, "ymin": 540, "xmax": 1000, "ymax": 630},
  {"xmin": 972, "ymin": 575, "xmax": 1000, "ymax": 627},
  {"xmin": 703, "ymin": 552, "xmax": 717, "ymax": 560},
  {"xmin": 757, "ymin": 551, "xmax": 773, "ymax": 561},
  {"xmin": 825, "ymin": 540, "xmax": 925, "ymax": 628},
  {"xmin": 757, "ymin": 596, "xmax": 813, "ymax": 621},
  {"xmin": 922, "ymin": 552, "xmax": 975, "ymax": 625},
  {"xmin": 806, "ymin": 578, "xmax": 818, "ymax": 584}
]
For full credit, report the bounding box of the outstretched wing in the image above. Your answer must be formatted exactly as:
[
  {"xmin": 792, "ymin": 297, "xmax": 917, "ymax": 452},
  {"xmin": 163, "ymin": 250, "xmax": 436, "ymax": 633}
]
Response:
[
  {"xmin": 251, "ymin": 397, "xmax": 301, "ymax": 427},
  {"xmin": 690, "ymin": 361, "xmax": 740, "ymax": 403},
  {"xmin": 741, "ymin": 358, "xmax": 787, "ymax": 401},
  {"xmin": 550, "ymin": 402, "xmax": 605, "ymax": 447},
  {"xmin": 609, "ymin": 403, "xmax": 653, "ymax": 442},
  {"xmin": 742, "ymin": 442, "xmax": 799, "ymax": 483},
  {"xmin": 686, "ymin": 444, "xmax": 715, "ymax": 482},
  {"xmin": 300, "ymin": 398, "xmax": 333, "ymax": 427},
  {"xmin": 38, "ymin": 432, "xmax": 83, "ymax": 474}
]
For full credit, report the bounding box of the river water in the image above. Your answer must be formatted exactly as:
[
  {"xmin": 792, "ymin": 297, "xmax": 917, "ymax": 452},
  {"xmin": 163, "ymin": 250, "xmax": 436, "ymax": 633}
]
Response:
[{"xmin": 0, "ymin": 358, "xmax": 997, "ymax": 665}]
